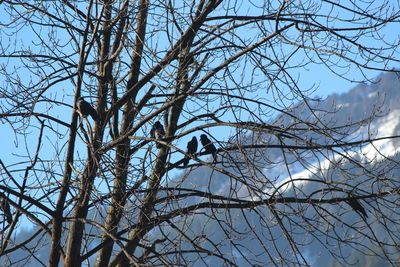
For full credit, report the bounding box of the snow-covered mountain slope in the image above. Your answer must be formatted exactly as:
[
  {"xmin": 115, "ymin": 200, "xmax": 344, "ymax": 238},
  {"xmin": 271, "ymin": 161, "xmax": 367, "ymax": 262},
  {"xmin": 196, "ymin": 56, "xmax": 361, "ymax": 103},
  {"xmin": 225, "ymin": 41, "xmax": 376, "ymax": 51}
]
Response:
[{"xmin": 275, "ymin": 107, "xmax": 400, "ymax": 196}]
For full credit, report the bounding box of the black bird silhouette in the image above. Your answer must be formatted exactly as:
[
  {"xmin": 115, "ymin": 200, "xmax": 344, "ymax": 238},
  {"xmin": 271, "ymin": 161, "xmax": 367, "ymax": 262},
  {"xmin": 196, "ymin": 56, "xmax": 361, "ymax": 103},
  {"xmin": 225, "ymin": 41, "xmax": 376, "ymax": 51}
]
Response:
[
  {"xmin": 0, "ymin": 197, "xmax": 12, "ymax": 224},
  {"xmin": 150, "ymin": 121, "xmax": 165, "ymax": 148},
  {"xmin": 183, "ymin": 136, "xmax": 198, "ymax": 167},
  {"xmin": 200, "ymin": 134, "xmax": 217, "ymax": 161},
  {"xmin": 77, "ymin": 97, "xmax": 98, "ymax": 121},
  {"xmin": 346, "ymin": 195, "xmax": 368, "ymax": 218}
]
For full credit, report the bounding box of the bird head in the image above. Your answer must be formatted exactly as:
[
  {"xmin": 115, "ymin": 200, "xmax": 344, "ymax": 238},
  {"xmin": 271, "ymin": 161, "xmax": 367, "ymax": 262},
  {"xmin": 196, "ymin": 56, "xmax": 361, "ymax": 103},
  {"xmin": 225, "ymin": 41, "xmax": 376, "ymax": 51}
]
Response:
[{"xmin": 154, "ymin": 121, "xmax": 162, "ymax": 128}]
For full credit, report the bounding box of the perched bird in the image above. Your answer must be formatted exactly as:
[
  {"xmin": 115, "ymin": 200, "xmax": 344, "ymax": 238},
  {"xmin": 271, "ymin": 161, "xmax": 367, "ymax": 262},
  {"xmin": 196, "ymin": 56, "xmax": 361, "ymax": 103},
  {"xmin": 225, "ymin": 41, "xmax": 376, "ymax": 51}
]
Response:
[
  {"xmin": 346, "ymin": 195, "xmax": 368, "ymax": 218},
  {"xmin": 183, "ymin": 136, "xmax": 198, "ymax": 167},
  {"xmin": 77, "ymin": 97, "xmax": 98, "ymax": 121},
  {"xmin": 200, "ymin": 134, "xmax": 217, "ymax": 161},
  {"xmin": 150, "ymin": 121, "xmax": 165, "ymax": 148},
  {"xmin": 0, "ymin": 197, "xmax": 12, "ymax": 224}
]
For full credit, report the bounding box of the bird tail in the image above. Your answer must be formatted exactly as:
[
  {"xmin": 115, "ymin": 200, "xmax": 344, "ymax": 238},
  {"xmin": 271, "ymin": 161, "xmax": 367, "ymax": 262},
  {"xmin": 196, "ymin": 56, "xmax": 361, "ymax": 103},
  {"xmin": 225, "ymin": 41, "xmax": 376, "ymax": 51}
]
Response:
[
  {"xmin": 90, "ymin": 112, "xmax": 98, "ymax": 121},
  {"xmin": 5, "ymin": 211, "xmax": 12, "ymax": 224},
  {"xmin": 182, "ymin": 156, "xmax": 189, "ymax": 167}
]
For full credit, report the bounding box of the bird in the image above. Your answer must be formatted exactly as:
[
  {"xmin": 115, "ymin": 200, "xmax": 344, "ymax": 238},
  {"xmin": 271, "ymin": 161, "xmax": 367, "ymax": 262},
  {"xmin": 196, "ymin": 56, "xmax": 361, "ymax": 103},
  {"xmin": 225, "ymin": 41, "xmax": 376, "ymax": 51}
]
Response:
[
  {"xmin": 183, "ymin": 136, "xmax": 198, "ymax": 167},
  {"xmin": 346, "ymin": 195, "xmax": 368, "ymax": 218},
  {"xmin": 77, "ymin": 96, "xmax": 98, "ymax": 121},
  {"xmin": 150, "ymin": 121, "xmax": 165, "ymax": 148},
  {"xmin": 200, "ymin": 134, "xmax": 217, "ymax": 161},
  {"xmin": 0, "ymin": 197, "xmax": 12, "ymax": 224}
]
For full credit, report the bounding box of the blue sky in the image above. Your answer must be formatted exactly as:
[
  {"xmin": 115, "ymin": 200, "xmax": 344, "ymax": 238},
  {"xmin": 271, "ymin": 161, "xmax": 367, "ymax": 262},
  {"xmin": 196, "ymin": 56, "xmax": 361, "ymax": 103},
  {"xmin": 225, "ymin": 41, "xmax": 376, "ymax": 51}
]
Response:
[{"xmin": 0, "ymin": 1, "xmax": 399, "ymax": 233}]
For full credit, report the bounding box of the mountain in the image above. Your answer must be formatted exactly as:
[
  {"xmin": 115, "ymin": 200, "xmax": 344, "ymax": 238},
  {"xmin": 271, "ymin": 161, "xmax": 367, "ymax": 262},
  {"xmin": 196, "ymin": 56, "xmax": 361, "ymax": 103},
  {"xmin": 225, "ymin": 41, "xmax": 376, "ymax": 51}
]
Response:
[{"xmin": 161, "ymin": 71, "xmax": 400, "ymax": 266}]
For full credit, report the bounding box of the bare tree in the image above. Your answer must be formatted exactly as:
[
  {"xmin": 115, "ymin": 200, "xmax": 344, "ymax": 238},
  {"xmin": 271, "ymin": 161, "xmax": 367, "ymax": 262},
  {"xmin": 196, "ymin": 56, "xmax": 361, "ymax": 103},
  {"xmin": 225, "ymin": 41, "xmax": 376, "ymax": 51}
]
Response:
[{"xmin": 0, "ymin": 0, "xmax": 400, "ymax": 266}]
